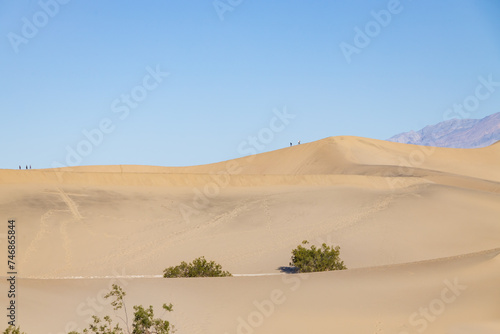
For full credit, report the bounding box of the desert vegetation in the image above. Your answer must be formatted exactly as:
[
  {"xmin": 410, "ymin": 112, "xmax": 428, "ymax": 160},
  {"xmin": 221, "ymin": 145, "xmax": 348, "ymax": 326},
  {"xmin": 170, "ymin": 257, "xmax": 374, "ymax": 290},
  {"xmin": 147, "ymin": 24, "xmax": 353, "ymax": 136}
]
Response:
[
  {"xmin": 290, "ymin": 240, "xmax": 347, "ymax": 273},
  {"xmin": 75, "ymin": 284, "xmax": 173, "ymax": 334},
  {"xmin": 163, "ymin": 256, "xmax": 232, "ymax": 278},
  {"xmin": 3, "ymin": 327, "xmax": 25, "ymax": 334},
  {"xmin": 3, "ymin": 284, "xmax": 173, "ymax": 334}
]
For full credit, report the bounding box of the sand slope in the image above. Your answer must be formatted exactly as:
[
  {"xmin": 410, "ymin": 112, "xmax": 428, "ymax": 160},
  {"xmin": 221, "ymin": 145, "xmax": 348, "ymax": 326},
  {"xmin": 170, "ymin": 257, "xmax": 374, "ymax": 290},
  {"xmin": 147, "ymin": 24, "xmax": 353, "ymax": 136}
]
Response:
[{"xmin": 0, "ymin": 136, "xmax": 499, "ymax": 333}]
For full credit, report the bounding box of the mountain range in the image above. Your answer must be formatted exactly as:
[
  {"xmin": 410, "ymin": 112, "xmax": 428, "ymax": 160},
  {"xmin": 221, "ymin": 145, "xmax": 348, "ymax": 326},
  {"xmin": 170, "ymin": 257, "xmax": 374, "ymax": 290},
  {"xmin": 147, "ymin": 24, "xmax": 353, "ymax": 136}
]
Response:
[{"xmin": 387, "ymin": 112, "xmax": 500, "ymax": 148}]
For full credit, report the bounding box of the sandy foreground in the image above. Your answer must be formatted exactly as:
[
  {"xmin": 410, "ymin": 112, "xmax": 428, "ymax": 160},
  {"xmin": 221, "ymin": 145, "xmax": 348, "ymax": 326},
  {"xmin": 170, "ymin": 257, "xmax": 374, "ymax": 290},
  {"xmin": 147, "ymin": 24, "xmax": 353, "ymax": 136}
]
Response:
[{"xmin": 0, "ymin": 136, "xmax": 499, "ymax": 333}]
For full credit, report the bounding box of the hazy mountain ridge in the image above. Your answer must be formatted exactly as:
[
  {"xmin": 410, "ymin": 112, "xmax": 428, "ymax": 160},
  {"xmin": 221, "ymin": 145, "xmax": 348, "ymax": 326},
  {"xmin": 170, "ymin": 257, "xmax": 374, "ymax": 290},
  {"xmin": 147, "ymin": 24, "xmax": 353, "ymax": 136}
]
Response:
[{"xmin": 388, "ymin": 112, "xmax": 500, "ymax": 148}]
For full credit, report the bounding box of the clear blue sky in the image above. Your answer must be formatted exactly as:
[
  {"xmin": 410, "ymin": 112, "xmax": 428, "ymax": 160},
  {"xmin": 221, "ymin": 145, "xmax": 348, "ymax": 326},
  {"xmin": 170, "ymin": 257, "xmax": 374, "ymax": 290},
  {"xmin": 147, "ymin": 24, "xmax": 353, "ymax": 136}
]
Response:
[{"xmin": 1, "ymin": 0, "xmax": 499, "ymax": 168}]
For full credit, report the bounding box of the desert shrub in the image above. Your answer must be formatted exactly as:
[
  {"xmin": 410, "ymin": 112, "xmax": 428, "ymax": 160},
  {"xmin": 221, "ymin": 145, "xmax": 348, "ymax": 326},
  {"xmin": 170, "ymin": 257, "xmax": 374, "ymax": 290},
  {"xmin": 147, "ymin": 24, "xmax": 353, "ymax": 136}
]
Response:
[
  {"xmin": 3, "ymin": 285, "xmax": 174, "ymax": 334},
  {"xmin": 3, "ymin": 326, "xmax": 25, "ymax": 334},
  {"xmin": 290, "ymin": 240, "xmax": 347, "ymax": 273},
  {"xmin": 163, "ymin": 256, "xmax": 232, "ymax": 278},
  {"xmin": 131, "ymin": 304, "xmax": 173, "ymax": 334},
  {"xmin": 68, "ymin": 284, "xmax": 174, "ymax": 334}
]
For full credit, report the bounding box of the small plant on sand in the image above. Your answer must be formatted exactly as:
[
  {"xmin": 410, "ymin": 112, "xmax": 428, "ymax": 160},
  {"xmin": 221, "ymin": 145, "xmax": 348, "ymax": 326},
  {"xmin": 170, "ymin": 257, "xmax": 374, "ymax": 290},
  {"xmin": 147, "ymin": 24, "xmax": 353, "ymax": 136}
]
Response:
[
  {"xmin": 3, "ymin": 326, "xmax": 25, "ymax": 334},
  {"xmin": 163, "ymin": 256, "xmax": 232, "ymax": 278},
  {"xmin": 67, "ymin": 284, "xmax": 174, "ymax": 334},
  {"xmin": 290, "ymin": 240, "xmax": 347, "ymax": 273}
]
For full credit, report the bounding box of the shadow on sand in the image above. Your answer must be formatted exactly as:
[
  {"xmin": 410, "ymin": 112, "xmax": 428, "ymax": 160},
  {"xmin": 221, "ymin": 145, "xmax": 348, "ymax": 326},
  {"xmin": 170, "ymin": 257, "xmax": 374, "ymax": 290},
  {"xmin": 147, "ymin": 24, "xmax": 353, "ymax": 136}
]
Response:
[{"xmin": 277, "ymin": 266, "xmax": 299, "ymax": 274}]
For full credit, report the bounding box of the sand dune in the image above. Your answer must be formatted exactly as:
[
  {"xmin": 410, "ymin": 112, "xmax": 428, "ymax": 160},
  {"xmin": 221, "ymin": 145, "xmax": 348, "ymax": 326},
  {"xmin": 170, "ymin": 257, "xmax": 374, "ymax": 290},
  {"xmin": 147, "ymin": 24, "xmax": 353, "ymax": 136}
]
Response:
[
  {"xmin": 1, "ymin": 136, "xmax": 499, "ymax": 333},
  {"xmin": 6, "ymin": 248, "xmax": 500, "ymax": 333}
]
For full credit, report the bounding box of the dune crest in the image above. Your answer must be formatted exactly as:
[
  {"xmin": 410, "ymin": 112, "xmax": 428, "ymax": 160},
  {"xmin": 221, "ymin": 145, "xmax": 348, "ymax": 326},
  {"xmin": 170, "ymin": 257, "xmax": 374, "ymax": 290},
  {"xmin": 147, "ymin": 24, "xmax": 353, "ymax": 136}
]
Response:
[{"xmin": 1, "ymin": 136, "xmax": 499, "ymax": 333}]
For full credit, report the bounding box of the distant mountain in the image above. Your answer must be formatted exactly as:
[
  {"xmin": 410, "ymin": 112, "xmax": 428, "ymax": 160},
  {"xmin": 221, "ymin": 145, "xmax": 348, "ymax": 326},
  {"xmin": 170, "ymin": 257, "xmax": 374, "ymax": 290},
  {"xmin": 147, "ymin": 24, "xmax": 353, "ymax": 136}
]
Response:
[{"xmin": 387, "ymin": 112, "xmax": 500, "ymax": 148}]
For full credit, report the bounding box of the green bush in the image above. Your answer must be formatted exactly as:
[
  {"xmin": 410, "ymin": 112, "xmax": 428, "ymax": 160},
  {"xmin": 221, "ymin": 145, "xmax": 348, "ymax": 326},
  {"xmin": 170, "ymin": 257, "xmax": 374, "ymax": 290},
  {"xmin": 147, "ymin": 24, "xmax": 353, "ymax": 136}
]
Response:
[
  {"xmin": 3, "ymin": 326, "xmax": 25, "ymax": 334},
  {"xmin": 290, "ymin": 240, "xmax": 347, "ymax": 273},
  {"xmin": 70, "ymin": 284, "xmax": 174, "ymax": 334},
  {"xmin": 163, "ymin": 256, "xmax": 232, "ymax": 278},
  {"xmin": 131, "ymin": 304, "xmax": 173, "ymax": 334},
  {"xmin": 5, "ymin": 285, "xmax": 174, "ymax": 334}
]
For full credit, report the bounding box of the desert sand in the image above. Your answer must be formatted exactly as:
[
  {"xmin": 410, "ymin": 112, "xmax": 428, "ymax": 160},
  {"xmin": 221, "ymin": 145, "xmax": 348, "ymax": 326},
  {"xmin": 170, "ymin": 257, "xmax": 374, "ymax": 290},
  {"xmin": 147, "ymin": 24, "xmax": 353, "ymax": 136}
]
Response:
[{"xmin": 1, "ymin": 136, "xmax": 499, "ymax": 333}]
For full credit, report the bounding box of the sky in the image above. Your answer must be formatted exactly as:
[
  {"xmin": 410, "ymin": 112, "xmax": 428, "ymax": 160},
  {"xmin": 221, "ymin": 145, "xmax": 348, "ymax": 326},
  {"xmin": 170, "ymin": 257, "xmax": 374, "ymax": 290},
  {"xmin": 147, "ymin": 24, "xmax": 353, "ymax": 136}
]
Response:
[{"xmin": 1, "ymin": 0, "xmax": 499, "ymax": 168}]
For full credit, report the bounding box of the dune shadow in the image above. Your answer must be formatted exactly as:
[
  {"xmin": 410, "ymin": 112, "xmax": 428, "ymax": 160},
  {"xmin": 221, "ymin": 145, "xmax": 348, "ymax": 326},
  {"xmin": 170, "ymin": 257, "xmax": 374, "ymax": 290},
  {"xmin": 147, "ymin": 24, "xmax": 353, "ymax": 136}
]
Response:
[{"xmin": 277, "ymin": 266, "xmax": 298, "ymax": 274}]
